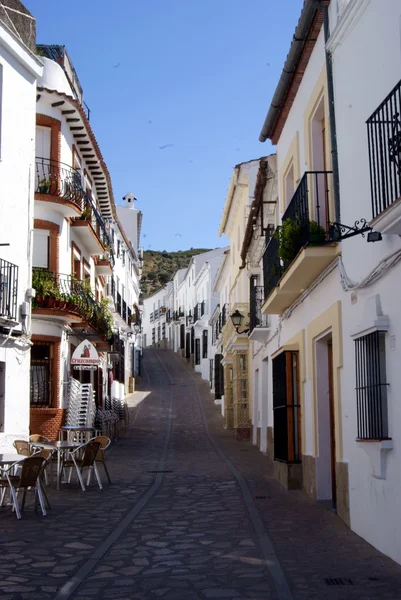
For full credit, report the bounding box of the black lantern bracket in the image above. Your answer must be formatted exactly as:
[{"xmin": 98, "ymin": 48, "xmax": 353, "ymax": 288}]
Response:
[
  {"xmin": 328, "ymin": 219, "xmax": 382, "ymax": 243},
  {"xmin": 230, "ymin": 309, "xmax": 250, "ymax": 335}
]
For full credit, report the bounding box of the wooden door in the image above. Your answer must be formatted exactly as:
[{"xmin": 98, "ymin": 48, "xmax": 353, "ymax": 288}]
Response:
[{"xmin": 327, "ymin": 341, "xmax": 336, "ymax": 504}]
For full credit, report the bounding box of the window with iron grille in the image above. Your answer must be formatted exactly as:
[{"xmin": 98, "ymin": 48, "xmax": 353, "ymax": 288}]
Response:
[
  {"xmin": 152, "ymin": 328, "xmax": 155, "ymax": 343},
  {"xmin": 30, "ymin": 343, "xmax": 52, "ymax": 407},
  {"xmin": 202, "ymin": 330, "xmax": 208, "ymax": 358},
  {"xmin": 180, "ymin": 324, "xmax": 185, "ymax": 349},
  {"xmin": 191, "ymin": 326, "xmax": 194, "ymax": 354},
  {"xmin": 209, "ymin": 359, "xmax": 214, "ymax": 389},
  {"xmin": 272, "ymin": 351, "xmax": 301, "ymax": 463},
  {"xmin": 195, "ymin": 339, "xmax": 200, "ymax": 365},
  {"xmin": 162, "ymin": 322, "xmax": 166, "ymax": 338},
  {"xmin": 355, "ymin": 331, "xmax": 389, "ymax": 440}
]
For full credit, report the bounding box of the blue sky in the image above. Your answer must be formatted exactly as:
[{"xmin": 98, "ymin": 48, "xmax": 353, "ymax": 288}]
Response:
[{"xmin": 26, "ymin": 0, "xmax": 302, "ymax": 252}]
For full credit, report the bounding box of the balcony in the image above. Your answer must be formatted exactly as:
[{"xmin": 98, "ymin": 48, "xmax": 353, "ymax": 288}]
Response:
[
  {"xmin": 0, "ymin": 259, "xmax": 18, "ymax": 325},
  {"xmin": 94, "ymin": 254, "xmax": 112, "ymax": 276},
  {"xmin": 31, "ymin": 268, "xmax": 113, "ymax": 339},
  {"xmin": 71, "ymin": 203, "xmax": 111, "ymax": 257},
  {"xmin": 35, "ymin": 157, "xmax": 85, "ymax": 218},
  {"xmin": 367, "ymin": 79, "xmax": 401, "ymax": 235},
  {"xmin": 249, "ymin": 286, "xmax": 269, "ymax": 342},
  {"xmin": 262, "ymin": 171, "xmax": 339, "ymax": 315}
]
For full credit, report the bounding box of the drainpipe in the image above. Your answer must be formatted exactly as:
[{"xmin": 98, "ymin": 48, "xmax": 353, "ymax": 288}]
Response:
[{"xmin": 320, "ymin": 1, "xmax": 341, "ymax": 224}]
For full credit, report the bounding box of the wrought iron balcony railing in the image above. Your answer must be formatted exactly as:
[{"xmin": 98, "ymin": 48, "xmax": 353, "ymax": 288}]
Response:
[
  {"xmin": 122, "ymin": 299, "xmax": 127, "ymax": 323},
  {"xmin": 367, "ymin": 78, "xmax": 401, "ymax": 219},
  {"xmin": 263, "ymin": 170, "xmax": 333, "ymax": 302},
  {"xmin": 221, "ymin": 303, "xmax": 228, "ymax": 328},
  {"xmin": 250, "ymin": 285, "xmax": 269, "ymax": 331},
  {"xmin": 35, "ymin": 157, "xmax": 85, "ymax": 210},
  {"xmin": 0, "ymin": 259, "xmax": 18, "ymax": 322},
  {"xmin": 116, "ymin": 292, "xmax": 122, "ymax": 316},
  {"xmin": 193, "ymin": 303, "xmax": 200, "ymax": 323},
  {"xmin": 36, "ymin": 157, "xmax": 114, "ymax": 266},
  {"xmin": 31, "ymin": 268, "xmax": 113, "ymax": 338}
]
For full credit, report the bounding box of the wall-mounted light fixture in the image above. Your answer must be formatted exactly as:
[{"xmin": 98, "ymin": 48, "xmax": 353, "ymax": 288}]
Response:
[{"xmin": 230, "ymin": 309, "xmax": 250, "ymax": 334}]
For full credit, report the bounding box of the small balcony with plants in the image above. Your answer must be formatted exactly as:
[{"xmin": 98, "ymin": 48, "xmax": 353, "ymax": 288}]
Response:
[
  {"xmin": 94, "ymin": 249, "xmax": 113, "ymax": 276},
  {"xmin": 249, "ymin": 285, "xmax": 269, "ymax": 342},
  {"xmin": 32, "ymin": 268, "xmax": 113, "ymax": 341},
  {"xmin": 71, "ymin": 201, "xmax": 112, "ymax": 258},
  {"xmin": 367, "ymin": 78, "xmax": 401, "ymax": 235},
  {"xmin": 262, "ymin": 171, "xmax": 339, "ymax": 315},
  {"xmin": 35, "ymin": 157, "xmax": 85, "ymax": 218}
]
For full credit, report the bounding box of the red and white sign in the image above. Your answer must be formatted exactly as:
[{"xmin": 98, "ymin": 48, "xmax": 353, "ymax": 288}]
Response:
[{"xmin": 71, "ymin": 340, "xmax": 100, "ymax": 366}]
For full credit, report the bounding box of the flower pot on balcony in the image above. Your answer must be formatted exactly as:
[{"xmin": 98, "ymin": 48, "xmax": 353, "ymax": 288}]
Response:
[
  {"xmin": 55, "ymin": 299, "xmax": 67, "ymax": 310},
  {"xmin": 44, "ymin": 297, "xmax": 56, "ymax": 309}
]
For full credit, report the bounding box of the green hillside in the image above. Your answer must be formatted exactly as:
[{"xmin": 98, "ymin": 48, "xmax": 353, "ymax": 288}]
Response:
[{"xmin": 141, "ymin": 248, "xmax": 212, "ymax": 297}]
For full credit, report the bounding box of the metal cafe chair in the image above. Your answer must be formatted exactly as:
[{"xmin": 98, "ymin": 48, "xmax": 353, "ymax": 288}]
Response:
[
  {"xmin": 29, "ymin": 434, "xmax": 51, "ymax": 444},
  {"xmin": 0, "ymin": 456, "xmax": 47, "ymax": 519},
  {"xmin": 61, "ymin": 440, "xmax": 102, "ymax": 492},
  {"xmin": 13, "ymin": 440, "xmax": 32, "ymax": 457},
  {"xmin": 87, "ymin": 436, "xmax": 112, "ymax": 485}
]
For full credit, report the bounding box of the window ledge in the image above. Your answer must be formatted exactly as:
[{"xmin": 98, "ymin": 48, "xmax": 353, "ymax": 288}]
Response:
[{"xmin": 356, "ymin": 438, "xmax": 393, "ymax": 479}]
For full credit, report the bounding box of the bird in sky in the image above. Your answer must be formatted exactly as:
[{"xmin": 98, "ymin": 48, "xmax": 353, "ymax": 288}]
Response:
[
  {"xmin": 159, "ymin": 144, "xmax": 174, "ymax": 150},
  {"xmin": 112, "ymin": 62, "xmax": 121, "ymax": 68},
  {"xmin": 175, "ymin": 233, "xmax": 183, "ymax": 238}
]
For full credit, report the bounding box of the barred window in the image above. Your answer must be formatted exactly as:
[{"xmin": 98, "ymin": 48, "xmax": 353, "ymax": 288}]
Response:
[{"xmin": 355, "ymin": 331, "xmax": 389, "ymax": 440}]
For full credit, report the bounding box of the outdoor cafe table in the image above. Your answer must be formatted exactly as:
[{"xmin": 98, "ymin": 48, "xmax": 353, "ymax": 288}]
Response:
[
  {"xmin": 30, "ymin": 441, "xmax": 82, "ymax": 490},
  {"xmin": 0, "ymin": 453, "xmax": 24, "ymax": 467}
]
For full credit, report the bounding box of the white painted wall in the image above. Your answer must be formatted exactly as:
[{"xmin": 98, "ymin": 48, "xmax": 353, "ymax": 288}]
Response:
[
  {"xmin": 330, "ymin": 0, "xmax": 401, "ymax": 565},
  {"xmin": 0, "ymin": 24, "xmax": 42, "ymax": 445}
]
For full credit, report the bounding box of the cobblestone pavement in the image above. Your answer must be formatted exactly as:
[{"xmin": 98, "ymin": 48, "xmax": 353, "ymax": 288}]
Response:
[{"xmin": 1, "ymin": 349, "xmax": 401, "ymax": 599}]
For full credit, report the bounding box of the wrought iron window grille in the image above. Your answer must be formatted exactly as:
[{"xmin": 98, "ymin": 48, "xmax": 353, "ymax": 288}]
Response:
[{"xmin": 355, "ymin": 331, "xmax": 389, "ymax": 440}]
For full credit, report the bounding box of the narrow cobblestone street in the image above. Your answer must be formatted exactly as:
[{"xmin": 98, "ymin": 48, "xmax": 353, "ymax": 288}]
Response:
[{"xmin": 1, "ymin": 349, "xmax": 401, "ymax": 600}]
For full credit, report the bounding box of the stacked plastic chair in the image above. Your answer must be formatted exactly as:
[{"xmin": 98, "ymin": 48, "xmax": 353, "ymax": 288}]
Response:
[{"xmin": 66, "ymin": 379, "xmax": 96, "ymax": 428}]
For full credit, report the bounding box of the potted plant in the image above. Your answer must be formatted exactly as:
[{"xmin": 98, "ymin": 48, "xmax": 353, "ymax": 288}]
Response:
[
  {"xmin": 276, "ymin": 217, "xmax": 304, "ymax": 263},
  {"xmin": 38, "ymin": 178, "xmax": 51, "ymax": 193},
  {"xmin": 308, "ymin": 220, "xmax": 327, "ymax": 245},
  {"xmin": 79, "ymin": 207, "xmax": 91, "ymax": 220}
]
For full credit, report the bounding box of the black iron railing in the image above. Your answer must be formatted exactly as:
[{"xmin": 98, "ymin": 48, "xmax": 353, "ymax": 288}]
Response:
[
  {"xmin": 127, "ymin": 307, "xmax": 132, "ymax": 326},
  {"xmin": 201, "ymin": 300, "xmax": 205, "ymax": 317},
  {"xmin": 122, "ymin": 300, "xmax": 127, "ymax": 323},
  {"xmin": 250, "ymin": 285, "xmax": 269, "ymax": 331},
  {"xmin": 31, "ymin": 268, "xmax": 113, "ymax": 338},
  {"xmin": 262, "ymin": 235, "xmax": 282, "ymax": 304},
  {"xmin": 367, "ymin": 79, "xmax": 401, "ymax": 219},
  {"xmin": 355, "ymin": 331, "xmax": 389, "ymax": 440},
  {"xmin": 263, "ymin": 171, "xmax": 332, "ymax": 302},
  {"xmin": 116, "ymin": 292, "xmax": 122, "ymax": 316},
  {"xmin": 35, "ymin": 157, "xmax": 114, "ymax": 266},
  {"xmin": 35, "ymin": 157, "xmax": 115, "ymax": 267},
  {"xmin": 35, "ymin": 157, "xmax": 85, "ymax": 210},
  {"xmin": 221, "ymin": 304, "xmax": 228, "ymax": 328},
  {"xmin": 0, "ymin": 259, "xmax": 18, "ymax": 322}
]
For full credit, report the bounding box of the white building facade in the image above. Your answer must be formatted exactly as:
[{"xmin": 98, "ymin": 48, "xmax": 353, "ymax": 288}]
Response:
[
  {"xmin": 327, "ymin": 0, "xmax": 401, "ymax": 565},
  {"xmin": 0, "ymin": 4, "xmax": 43, "ymax": 447},
  {"xmin": 30, "ymin": 45, "xmax": 140, "ymax": 438}
]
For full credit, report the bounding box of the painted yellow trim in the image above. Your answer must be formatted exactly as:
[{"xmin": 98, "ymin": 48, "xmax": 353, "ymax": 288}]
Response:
[
  {"xmin": 303, "ymin": 66, "xmax": 331, "ymax": 171},
  {"xmin": 271, "ymin": 330, "xmax": 307, "ymax": 455},
  {"xmin": 307, "ymin": 301, "xmax": 343, "ymax": 460},
  {"xmin": 278, "ymin": 131, "xmax": 300, "ymax": 214}
]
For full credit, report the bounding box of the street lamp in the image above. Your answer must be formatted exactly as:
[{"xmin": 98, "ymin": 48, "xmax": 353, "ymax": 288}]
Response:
[{"xmin": 230, "ymin": 309, "xmax": 250, "ymax": 334}]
